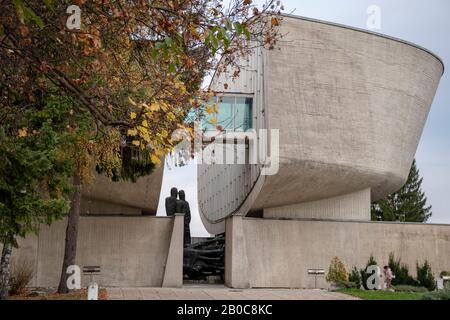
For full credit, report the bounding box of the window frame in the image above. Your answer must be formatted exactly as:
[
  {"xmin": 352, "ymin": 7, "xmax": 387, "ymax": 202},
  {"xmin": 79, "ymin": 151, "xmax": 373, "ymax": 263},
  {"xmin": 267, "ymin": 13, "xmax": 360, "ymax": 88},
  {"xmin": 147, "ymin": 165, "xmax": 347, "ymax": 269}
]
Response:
[{"xmin": 207, "ymin": 93, "xmax": 254, "ymax": 132}]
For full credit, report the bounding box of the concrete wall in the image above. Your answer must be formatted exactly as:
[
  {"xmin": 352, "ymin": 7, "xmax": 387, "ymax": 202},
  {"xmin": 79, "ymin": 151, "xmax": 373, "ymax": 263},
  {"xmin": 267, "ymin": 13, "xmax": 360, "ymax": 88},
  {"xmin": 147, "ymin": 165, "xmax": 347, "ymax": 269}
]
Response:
[
  {"xmin": 82, "ymin": 163, "xmax": 164, "ymax": 215},
  {"xmin": 225, "ymin": 216, "xmax": 450, "ymax": 289},
  {"xmin": 264, "ymin": 188, "xmax": 371, "ymax": 221},
  {"xmin": 8, "ymin": 215, "xmax": 184, "ymax": 288}
]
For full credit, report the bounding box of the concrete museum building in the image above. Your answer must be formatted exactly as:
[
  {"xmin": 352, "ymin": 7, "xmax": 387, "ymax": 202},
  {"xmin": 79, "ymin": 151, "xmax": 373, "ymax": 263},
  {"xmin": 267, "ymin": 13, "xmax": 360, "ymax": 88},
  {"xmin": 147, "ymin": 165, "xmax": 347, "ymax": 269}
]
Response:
[
  {"xmin": 7, "ymin": 14, "xmax": 450, "ymax": 289},
  {"xmin": 198, "ymin": 14, "xmax": 450, "ymax": 288}
]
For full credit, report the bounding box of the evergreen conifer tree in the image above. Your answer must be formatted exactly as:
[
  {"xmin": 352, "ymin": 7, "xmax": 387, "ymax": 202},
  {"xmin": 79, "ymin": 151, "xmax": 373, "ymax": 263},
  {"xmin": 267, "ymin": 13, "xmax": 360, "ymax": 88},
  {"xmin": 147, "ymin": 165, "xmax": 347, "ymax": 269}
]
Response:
[{"xmin": 371, "ymin": 160, "xmax": 432, "ymax": 222}]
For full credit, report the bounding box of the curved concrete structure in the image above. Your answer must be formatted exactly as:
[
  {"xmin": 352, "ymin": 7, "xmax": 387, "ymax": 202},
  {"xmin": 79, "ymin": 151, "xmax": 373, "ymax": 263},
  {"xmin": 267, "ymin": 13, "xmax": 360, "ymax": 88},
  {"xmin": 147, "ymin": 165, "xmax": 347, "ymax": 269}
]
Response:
[
  {"xmin": 81, "ymin": 163, "xmax": 164, "ymax": 215},
  {"xmin": 198, "ymin": 14, "xmax": 443, "ymax": 234}
]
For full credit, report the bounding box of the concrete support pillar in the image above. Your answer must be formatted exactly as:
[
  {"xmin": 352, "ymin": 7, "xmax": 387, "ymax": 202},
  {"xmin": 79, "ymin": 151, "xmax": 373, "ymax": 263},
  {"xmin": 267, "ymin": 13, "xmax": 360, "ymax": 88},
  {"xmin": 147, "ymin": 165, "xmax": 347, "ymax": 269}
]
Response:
[
  {"xmin": 162, "ymin": 214, "xmax": 184, "ymax": 288},
  {"xmin": 225, "ymin": 215, "xmax": 250, "ymax": 288}
]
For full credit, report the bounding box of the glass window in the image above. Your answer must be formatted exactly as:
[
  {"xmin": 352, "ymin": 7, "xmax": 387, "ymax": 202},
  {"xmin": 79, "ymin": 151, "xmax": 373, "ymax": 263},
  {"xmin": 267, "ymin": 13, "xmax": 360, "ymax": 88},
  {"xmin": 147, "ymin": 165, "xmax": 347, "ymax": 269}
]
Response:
[
  {"xmin": 217, "ymin": 96, "xmax": 234, "ymax": 130},
  {"xmin": 234, "ymin": 97, "xmax": 252, "ymax": 132},
  {"xmin": 203, "ymin": 96, "xmax": 253, "ymax": 132}
]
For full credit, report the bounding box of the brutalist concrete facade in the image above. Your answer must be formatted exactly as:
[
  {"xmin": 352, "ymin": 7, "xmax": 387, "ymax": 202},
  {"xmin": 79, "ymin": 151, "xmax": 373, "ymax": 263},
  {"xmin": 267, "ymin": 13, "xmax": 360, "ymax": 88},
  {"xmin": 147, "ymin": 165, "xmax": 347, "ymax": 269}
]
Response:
[
  {"xmin": 6, "ymin": 215, "xmax": 184, "ymax": 288},
  {"xmin": 81, "ymin": 163, "xmax": 164, "ymax": 216},
  {"xmin": 199, "ymin": 15, "xmax": 450, "ymax": 288},
  {"xmin": 6, "ymin": 163, "xmax": 168, "ymax": 287},
  {"xmin": 199, "ymin": 14, "xmax": 444, "ymax": 232}
]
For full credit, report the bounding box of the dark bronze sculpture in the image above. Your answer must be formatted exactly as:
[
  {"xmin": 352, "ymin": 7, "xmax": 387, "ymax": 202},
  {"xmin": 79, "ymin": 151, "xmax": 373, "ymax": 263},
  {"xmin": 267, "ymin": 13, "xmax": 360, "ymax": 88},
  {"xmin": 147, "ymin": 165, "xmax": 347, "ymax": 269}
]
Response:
[
  {"xmin": 176, "ymin": 190, "xmax": 191, "ymax": 247},
  {"xmin": 165, "ymin": 187, "xmax": 224, "ymax": 281},
  {"xmin": 165, "ymin": 187, "xmax": 178, "ymax": 216},
  {"xmin": 183, "ymin": 234, "xmax": 225, "ymax": 281}
]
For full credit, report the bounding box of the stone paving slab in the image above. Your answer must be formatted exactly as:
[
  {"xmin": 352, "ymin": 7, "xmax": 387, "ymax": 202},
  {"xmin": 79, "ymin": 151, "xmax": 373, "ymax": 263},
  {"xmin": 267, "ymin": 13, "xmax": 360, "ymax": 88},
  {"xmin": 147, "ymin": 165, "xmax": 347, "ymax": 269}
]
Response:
[{"xmin": 106, "ymin": 285, "xmax": 359, "ymax": 300}]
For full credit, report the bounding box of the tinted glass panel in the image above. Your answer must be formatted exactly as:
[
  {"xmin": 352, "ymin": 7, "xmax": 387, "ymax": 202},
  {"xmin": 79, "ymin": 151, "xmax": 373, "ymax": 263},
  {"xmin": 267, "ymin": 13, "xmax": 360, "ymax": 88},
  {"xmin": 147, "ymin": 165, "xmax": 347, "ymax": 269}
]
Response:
[
  {"xmin": 217, "ymin": 97, "xmax": 234, "ymax": 130},
  {"xmin": 202, "ymin": 96, "xmax": 253, "ymax": 132},
  {"xmin": 234, "ymin": 97, "xmax": 252, "ymax": 131}
]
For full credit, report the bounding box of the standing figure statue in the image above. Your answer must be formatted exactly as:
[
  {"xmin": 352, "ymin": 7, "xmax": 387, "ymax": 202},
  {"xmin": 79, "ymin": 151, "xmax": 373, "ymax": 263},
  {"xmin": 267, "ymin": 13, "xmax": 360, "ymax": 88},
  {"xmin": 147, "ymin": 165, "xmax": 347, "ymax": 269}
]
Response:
[
  {"xmin": 165, "ymin": 187, "xmax": 178, "ymax": 216},
  {"xmin": 176, "ymin": 190, "xmax": 191, "ymax": 247}
]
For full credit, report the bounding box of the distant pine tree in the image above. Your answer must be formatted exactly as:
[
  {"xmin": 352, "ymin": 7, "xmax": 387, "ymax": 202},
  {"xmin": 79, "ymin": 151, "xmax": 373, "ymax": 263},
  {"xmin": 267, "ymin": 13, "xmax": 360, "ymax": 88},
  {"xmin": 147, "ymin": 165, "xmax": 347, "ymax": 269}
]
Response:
[{"xmin": 371, "ymin": 159, "xmax": 432, "ymax": 222}]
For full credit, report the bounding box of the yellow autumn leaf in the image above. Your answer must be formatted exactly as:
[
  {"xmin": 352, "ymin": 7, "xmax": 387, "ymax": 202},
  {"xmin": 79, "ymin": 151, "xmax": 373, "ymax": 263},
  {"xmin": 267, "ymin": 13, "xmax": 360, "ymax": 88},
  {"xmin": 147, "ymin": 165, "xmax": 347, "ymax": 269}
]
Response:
[
  {"xmin": 150, "ymin": 103, "xmax": 160, "ymax": 112},
  {"xmin": 137, "ymin": 126, "xmax": 147, "ymax": 135},
  {"xmin": 132, "ymin": 140, "xmax": 140, "ymax": 147},
  {"xmin": 151, "ymin": 154, "xmax": 161, "ymax": 165},
  {"xmin": 141, "ymin": 133, "xmax": 151, "ymax": 143},
  {"xmin": 213, "ymin": 103, "xmax": 219, "ymax": 113},
  {"xmin": 154, "ymin": 148, "xmax": 164, "ymax": 157},
  {"xmin": 142, "ymin": 120, "xmax": 148, "ymax": 128},
  {"xmin": 160, "ymin": 103, "xmax": 168, "ymax": 112},
  {"xmin": 160, "ymin": 129, "xmax": 168, "ymax": 138},
  {"xmin": 128, "ymin": 97, "xmax": 137, "ymax": 106},
  {"xmin": 130, "ymin": 112, "xmax": 137, "ymax": 119},
  {"xmin": 209, "ymin": 117, "xmax": 217, "ymax": 125},
  {"xmin": 18, "ymin": 127, "xmax": 28, "ymax": 137},
  {"xmin": 205, "ymin": 105, "xmax": 215, "ymax": 115},
  {"xmin": 174, "ymin": 80, "xmax": 187, "ymax": 94},
  {"xmin": 127, "ymin": 128, "xmax": 137, "ymax": 136},
  {"xmin": 167, "ymin": 112, "xmax": 176, "ymax": 121}
]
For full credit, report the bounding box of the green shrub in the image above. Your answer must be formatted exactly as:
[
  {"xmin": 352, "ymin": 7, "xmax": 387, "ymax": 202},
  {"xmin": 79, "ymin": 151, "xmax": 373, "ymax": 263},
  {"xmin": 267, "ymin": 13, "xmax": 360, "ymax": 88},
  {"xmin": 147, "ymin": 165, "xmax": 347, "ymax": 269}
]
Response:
[
  {"xmin": 336, "ymin": 281, "xmax": 358, "ymax": 289},
  {"xmin": 388, "ymin": 253, "xmax": 419, "ymax": 286},
  {"xmin": 349, "ymin": 267, "xmax": 361, "ymax": 288},
  {"xmin": 417, "ymin": 260, "xmax": 436, "ymax": 291},
  {"xmin": 421, "ymin": 290, "xmax": 450, "ymax": 300},
  {"xmin": 393, "ymin": 285, "xmax": 428, "ymax": 293},
  {"xmin": 360, "ymin": 255, "xmax": 378, "ymax": 290},
  {"xmin": 326, "ymin": 257, "xmax": 349, "ymax": 284}
]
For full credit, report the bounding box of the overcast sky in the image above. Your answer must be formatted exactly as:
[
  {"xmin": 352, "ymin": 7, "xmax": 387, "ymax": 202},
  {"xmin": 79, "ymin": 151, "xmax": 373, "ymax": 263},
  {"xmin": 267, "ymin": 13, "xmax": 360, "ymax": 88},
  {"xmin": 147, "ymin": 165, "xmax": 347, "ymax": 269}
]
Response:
[{"xmin": 156, "ymin": 0, "xmax": 450, "ymax": 236}]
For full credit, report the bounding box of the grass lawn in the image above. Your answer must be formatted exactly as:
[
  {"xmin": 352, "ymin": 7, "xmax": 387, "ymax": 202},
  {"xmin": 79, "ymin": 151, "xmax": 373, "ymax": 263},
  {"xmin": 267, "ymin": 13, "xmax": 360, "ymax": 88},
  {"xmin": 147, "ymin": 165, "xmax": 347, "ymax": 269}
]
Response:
[{"xmin": 338, "ymin": 288, "xmax": 425, "ymax": 300}]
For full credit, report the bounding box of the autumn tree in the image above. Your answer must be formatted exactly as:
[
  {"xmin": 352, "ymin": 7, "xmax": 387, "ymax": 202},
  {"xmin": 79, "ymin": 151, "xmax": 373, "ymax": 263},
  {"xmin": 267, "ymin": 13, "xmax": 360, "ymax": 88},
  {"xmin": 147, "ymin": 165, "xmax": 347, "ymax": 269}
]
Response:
[
  {"xmin": 371, "ymin": 159, "xmax": 432, "ymax": 222},
  {"xmin": 1, "ymin": 0, "xmax": 283, "ymax": 294}
]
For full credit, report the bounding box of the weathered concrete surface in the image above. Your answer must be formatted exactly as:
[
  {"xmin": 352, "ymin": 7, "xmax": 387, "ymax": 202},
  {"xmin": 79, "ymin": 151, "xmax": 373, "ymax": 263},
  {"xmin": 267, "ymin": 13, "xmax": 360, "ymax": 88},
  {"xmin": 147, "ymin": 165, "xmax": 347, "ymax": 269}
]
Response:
[
  {"xmin": 8, "ymin": 215, "xmax": 182, "ymax": 287},
  {"xmin": 162, "ymin": 214, "xmax": 184, "ymax": 288},
  {"xmin": 226, "ymin": 216, "xmax": 450, "ymax": 289},
  {"xmin": 264, "ymin": 188, "xmax": 370, "ymax": 221},
  {"xmin": 225, "ymin": 214, "xmax": 250, "ymax": 289},
  {"xmin": 81, "ymin": 163, "xmax": 164, "ymax": 215},
  {"xmin": 107, "ymin": 285, "xmax": 359, "ymax": 300},
  {"xmin": 199, "ymin": 14, "xmax": 444, "ymax": 233},
  {"xmin": 253, "ymin": 15, "xmax": 443, "ymax": 212}
]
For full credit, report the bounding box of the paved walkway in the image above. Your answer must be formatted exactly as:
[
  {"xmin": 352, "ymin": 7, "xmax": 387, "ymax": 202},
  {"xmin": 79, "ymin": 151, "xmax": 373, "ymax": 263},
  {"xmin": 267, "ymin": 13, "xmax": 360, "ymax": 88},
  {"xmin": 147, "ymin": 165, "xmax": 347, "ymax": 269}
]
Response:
[{"xmin": 106, "ymin": 285, "xmax": 358, "ymax": 300}]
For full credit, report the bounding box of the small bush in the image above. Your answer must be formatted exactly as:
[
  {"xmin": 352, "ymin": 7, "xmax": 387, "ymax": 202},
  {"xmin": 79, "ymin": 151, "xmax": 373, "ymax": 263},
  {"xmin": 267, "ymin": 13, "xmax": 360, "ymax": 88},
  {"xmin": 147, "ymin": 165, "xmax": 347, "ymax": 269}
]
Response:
[
  {"xmin": 440, "ymin": 271, "xmax": 450, "ymax": 278},
  {"xmin": 336, "ymin": 281, "xmax": 358, "ymax": 289},
  {"xmin": 349, "ymin": 267, "xmax": 361, "ymax": 288},
  {"xmin": 417, "ymin": 260, "xmax": 436, "ymax": 291},
  {"xmin": 9, "ymin": 258, "xmax": 34, "ymax": 296},
  {"xmin": 421, "ymin": 290, "xmax": 450, "ymax": 300},
  {"xmin": 360, "ymin": 255, "xmax": 378, "ymax": 290},
  {"xmin": 393, "ymin": 285, "xmax": 428, "ymax": 293},
  {"xmin": 326, "ymin": 257, "xmax": 348, "ymax": 284},
  {"xmin": 388, "ymin": 253, "xmax": 419, "ymax": 287}
]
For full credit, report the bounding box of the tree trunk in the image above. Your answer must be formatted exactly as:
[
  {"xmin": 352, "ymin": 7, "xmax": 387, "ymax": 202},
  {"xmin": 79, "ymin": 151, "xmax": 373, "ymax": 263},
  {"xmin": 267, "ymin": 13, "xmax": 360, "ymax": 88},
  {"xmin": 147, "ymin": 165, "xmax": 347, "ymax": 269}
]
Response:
[
  {"xmin": 0, "ymin": 241, "xmax": 13, "ymax": 300},
  {"xmin": 57, "ymin": 174, "xmax": 82, "ymax": 293}
]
